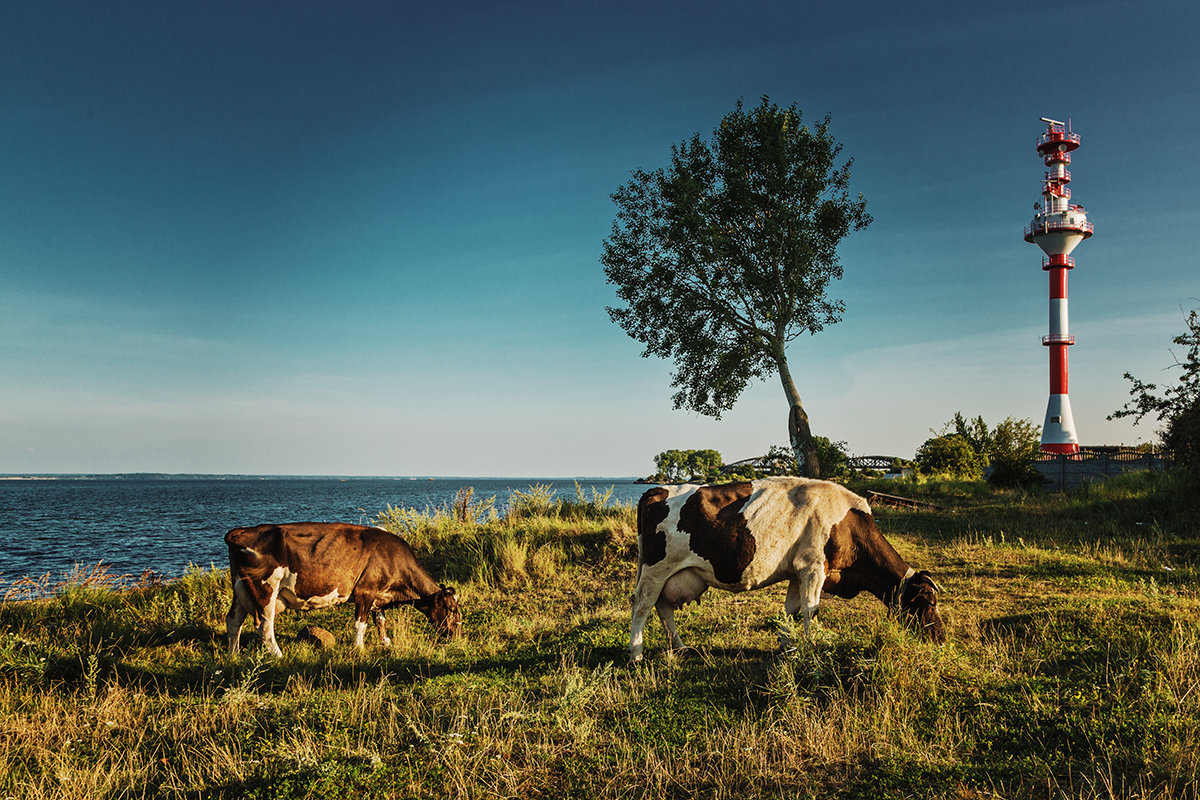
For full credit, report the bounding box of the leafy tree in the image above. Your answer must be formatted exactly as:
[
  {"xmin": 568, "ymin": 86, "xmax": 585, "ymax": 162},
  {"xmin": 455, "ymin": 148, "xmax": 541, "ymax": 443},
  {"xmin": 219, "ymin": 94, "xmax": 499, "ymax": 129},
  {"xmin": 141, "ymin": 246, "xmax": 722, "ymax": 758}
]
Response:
[
  {"xmin": 761, "ymin": 444, "xmax": 799, "ymax": 476},
  {"xmin": 1165, "ymin": 397, "xmax": 1200, "ymax": 471},
  {"xmin": 946, "ymin": 412, "xmax": 991, "ymax": 457},
  {"xmin": 759, "ymin": 438, "xmax": 848, "ymax": 479},
  {"xmin": 915, "ymin": 435, "xmax": 986, "ymax": 479},
  {"xmin": 1110, "ymin": 307, "xmax": 1200, "ymax": 471},
  {"xmin": 813, "ymin": 436, "xmax": 851, "ymax": 479},
  {"xmin": 602, "ymin": 96, "xmax": 871, "ymax": 478},
  {"xmin": 650, "ymin": 448, "xmax": 724, "ymax": 483},
  {"xmin": 687, "ymin": 448, "xmax": 724, "ymax": 481},
  {"xmin": 929, "ymin": 412, "xmax": 1042, "ymax": 485},
  {"xmin": 987, "ymin": 417, "xmax": 1044, "ymax": 487}
]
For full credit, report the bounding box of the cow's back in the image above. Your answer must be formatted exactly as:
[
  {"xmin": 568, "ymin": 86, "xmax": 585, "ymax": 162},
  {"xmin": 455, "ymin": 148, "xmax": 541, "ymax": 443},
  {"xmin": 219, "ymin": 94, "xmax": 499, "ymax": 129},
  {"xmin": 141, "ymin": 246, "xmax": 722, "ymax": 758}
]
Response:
[
  {"xmin": 226, "ymin": 522, "xmax": 413, "ymax": 598},
  {"xmin": 636, "ymin": 477, "xmax": 872, "ymax": 589}
]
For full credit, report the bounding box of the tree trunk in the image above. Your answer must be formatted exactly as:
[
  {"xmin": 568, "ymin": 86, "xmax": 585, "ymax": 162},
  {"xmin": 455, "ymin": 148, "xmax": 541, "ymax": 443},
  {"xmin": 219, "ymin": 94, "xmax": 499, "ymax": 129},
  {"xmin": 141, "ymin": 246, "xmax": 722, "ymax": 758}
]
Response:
[
  {"xmin": 775, "ymin": 344, "xmax": 821, "ymax": 478},
  {"xmin": 788, "ymin": 403, "xmax": 821, "ymax": 479}
]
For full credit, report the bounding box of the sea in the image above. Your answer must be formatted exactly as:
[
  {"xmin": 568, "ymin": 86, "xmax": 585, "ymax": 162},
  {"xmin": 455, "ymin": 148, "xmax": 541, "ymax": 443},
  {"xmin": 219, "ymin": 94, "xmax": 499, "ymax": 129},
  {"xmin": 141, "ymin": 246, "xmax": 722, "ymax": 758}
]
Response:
[{"xmin": 0, "ymin": 476, "xmax": 648, "ymax": 597}]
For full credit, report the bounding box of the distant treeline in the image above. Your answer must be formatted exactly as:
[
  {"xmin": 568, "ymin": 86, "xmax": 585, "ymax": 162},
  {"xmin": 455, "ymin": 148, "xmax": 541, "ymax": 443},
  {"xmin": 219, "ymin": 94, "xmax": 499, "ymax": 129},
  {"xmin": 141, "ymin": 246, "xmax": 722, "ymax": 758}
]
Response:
[{"xmin": 646, "ymin": 439, "xmax": 850, "ymax": 484}]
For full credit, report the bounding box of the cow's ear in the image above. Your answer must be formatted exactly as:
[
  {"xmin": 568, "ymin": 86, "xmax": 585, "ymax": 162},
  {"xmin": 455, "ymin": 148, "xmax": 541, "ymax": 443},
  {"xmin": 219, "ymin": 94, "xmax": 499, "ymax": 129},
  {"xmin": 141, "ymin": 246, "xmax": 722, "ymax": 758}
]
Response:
[
  {"xmin": 441, "ymin": 585, "xmax": 456, "ymax": 596},
  {"xmin": 917, "ymin": 571, "xmax": 943, "ymax": 592}
]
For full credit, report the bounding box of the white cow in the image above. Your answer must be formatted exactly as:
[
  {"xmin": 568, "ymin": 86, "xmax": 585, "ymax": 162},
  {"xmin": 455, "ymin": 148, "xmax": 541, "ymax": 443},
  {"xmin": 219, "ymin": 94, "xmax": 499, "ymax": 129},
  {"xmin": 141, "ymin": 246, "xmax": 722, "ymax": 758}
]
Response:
[{"xmin": 630, "ymin": 477, "xmax": 944, "ymax": 662}]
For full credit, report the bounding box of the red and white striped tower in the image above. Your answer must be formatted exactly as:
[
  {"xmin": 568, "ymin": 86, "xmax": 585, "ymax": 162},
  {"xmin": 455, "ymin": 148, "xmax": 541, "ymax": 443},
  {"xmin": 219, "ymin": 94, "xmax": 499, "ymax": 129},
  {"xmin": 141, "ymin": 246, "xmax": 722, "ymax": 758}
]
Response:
[{"xmin": 1024, "ymin": 117, "xmax": 1094, "ymax": 454}]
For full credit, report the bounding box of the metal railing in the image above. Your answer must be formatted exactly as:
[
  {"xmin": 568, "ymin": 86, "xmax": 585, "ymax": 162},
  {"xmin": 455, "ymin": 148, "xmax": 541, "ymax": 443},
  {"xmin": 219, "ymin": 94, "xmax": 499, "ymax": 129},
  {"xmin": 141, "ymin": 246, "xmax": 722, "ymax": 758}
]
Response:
[
  {"xmin": 1033, "ymin": 448, "xmax": 1174, "ymax": 491},
  {"xmin": 1025, "ymin": 218, "xmax": 1094, "ymax": 238},
  {"xmin": 1038, "ymin": 130, "xmax": 1081, "ymax": 148}
]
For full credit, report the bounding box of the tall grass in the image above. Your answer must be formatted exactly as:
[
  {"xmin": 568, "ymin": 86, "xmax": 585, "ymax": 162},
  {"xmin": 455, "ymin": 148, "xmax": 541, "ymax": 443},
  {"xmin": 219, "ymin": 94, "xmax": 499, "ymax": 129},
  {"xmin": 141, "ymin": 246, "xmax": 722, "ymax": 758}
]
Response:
[{"xmin": 1, "ymin": 477, "xmax": 1198, "ymax": 798}]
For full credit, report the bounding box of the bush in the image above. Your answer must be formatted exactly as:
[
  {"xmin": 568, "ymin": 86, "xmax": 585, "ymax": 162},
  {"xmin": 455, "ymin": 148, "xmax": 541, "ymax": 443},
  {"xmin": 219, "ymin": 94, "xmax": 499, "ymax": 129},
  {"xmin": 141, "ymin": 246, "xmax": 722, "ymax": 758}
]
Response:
[
  {"xmin": 986, "ymin": 417, "xmax": 1044, "ymax": 487},
  {"xmin": 1165, "ymin": 395, "xmax": 1200, "ymax": 473},
  {"xmin": 813, "ymin": 436, "xmax": 850, "ymax": 479},
  {"xmin": 1110, "ymin": 306, "xmax": 1200, "ymax": 472},
  {"xmin": 915, "ymin": 434, "xmax": 986, "ymax": 479},
  {"xmin": 919, "ymin": 412, "xmax": 1042, "ymax": 486},
  {"xmin": 759, "ymin": 438, "xmax": 848, "ymax": 480}
]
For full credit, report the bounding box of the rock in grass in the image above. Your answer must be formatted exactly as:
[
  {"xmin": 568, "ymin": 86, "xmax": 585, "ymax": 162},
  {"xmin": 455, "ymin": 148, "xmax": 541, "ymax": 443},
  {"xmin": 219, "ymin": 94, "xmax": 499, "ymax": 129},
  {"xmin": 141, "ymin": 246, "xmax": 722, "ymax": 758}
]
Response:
[{"xmin": 297, "ymin": 626, "xmax": 336, "ymax": 649}]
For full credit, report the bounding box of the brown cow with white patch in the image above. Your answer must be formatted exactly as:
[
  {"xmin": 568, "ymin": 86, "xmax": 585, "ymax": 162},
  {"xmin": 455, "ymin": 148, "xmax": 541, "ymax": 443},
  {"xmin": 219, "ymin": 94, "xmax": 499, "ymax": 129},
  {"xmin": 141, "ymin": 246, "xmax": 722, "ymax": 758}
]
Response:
[
  {"xmin": 225, "ymin": 522, "xmax": 461, "ymax": 657},
  {"xmin": 629, "ymin": 477, "xmax": 944, "ymax": 662}
]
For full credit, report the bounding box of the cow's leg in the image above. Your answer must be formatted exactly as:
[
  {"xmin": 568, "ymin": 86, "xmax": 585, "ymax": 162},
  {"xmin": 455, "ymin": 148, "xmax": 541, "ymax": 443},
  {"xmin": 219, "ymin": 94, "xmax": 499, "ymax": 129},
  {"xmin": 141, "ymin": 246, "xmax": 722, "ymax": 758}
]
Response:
[
  {"xmin": 225, "ymin": 580, "xmax": 251, "ymax": 656},
  {"xmin": 629, "ymin": 572, "xmax": 667, "ymax": 664},
  {"xmin": 352, "ymin": 603, "xmax": 372, "ymax": 649},
  {"xmin": 783, "ymin": 565, "xmax": 825, "ymax": 646},
  {"xmin": 257, "ymin": 579, "xmax": 285, "ymax": 658},
  {"xmin": 373, "ymin": 609, "xmax": 391, "ymax": 647},
  {"xmin": 654, "ymin": 599, "xmax": 687, "ymax": 652}
]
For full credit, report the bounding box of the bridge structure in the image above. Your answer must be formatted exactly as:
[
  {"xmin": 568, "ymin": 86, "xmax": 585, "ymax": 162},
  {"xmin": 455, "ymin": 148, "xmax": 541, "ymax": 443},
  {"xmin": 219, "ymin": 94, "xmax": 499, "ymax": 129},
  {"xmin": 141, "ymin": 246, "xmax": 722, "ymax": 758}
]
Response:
[
  {"xmin": 847, "ymin": 455, "xmax": 906, "ymax": 472},
  {"xmin": 721, "ymin": 454, "xmax": 906, "ymax": 475}
]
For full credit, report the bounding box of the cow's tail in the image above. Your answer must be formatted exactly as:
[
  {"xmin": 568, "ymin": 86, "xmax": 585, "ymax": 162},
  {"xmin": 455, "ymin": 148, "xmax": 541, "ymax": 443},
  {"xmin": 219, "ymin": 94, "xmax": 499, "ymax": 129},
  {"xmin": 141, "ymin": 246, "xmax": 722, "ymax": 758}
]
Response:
[{"xmin": 634, "ymin": 494, "xmax": 645, "ymax": 586}]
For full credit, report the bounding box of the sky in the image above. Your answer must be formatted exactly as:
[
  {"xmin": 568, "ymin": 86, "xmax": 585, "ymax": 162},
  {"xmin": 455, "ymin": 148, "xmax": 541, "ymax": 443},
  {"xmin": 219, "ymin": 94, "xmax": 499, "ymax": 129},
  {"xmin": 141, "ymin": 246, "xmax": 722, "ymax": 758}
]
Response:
[{"xmin": 1, "ymin": 1, "xmax": 1197, "ymax": 477}]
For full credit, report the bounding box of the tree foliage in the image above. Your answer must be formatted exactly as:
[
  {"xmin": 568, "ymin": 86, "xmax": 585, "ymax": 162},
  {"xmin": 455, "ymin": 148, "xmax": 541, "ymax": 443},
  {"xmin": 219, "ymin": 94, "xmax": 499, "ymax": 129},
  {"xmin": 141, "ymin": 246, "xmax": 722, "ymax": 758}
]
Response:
[
  {"xmin": 602, "ymin": 96, "xmax": 871, "ymax": 476},
  {"xmin": 1110, "ymin": 307, "xmax": 1200, "ymax": 471},
  {"xmin": 651, "ymin": 449, "xmax": 723, "ymax": 483},
  {"xmin": 762, "ymin": 438, "xmax": 849, "ymax": 479},
  {"xmin": 915, "ymin": 435, "xmax": 987, "ymax": 480},
  {"xmin": 917, "ymin": 412, "xmax": 1042, "ymax": 484}
]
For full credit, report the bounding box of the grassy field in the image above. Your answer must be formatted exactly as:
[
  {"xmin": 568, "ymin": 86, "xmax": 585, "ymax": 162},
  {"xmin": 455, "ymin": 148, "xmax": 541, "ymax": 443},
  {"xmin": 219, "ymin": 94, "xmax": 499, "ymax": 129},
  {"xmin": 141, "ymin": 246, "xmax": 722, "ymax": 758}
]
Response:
[{"xmin": 1, "ymin": 474, "xmax": 1198, "ymax": 799}]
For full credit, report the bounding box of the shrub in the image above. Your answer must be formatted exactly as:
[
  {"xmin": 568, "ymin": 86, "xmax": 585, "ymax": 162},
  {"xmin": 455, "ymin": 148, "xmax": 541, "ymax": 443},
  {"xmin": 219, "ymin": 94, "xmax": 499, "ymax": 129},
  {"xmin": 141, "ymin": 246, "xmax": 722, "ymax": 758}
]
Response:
[
  {"xmin": 813, "ymin": 436, "xmax": 850, "ymax": 479},
  {"xmin": 1164, "ymin": 395, "xmax": 1200, "ymax": 473},
  {"xmin": 507, "ymin": 483, "xmax": 559, "ymax": 519},
  {"xmin": 1110, "ymin": 306, "xmax": 1200, "ymax": 472},
  {"xmin": 759, "ymin": 439, "xmax": 848, "ymax": 480},
  {"xmin": 986, "ymin": 417, "xmax": 1044, "ymax": 487},
  {"xmin": 453, "ymin": 487, "xmax": 498, "ymax": 524},
  {"xmin": 915, "ymin": 434, "xmax": 986, "ymax": 479}
]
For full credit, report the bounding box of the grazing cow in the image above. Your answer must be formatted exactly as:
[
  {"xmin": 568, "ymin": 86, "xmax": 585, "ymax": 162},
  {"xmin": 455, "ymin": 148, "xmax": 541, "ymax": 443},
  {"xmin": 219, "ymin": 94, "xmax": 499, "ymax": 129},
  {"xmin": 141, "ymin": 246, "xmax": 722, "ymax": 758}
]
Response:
[
  {"xmin": 629, "ymin": 477, "xmax": 944, "ymax": 662},
  {"xmin": 225, "ymin": 522, "xmax": 461, "ymax": 657}
]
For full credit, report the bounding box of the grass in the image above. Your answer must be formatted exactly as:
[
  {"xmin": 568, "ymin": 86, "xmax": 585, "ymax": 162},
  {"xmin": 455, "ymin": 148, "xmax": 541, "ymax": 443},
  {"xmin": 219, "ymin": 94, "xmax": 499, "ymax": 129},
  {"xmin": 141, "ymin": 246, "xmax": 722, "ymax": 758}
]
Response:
[{"xmin": 1, "ymin": 473, "xmax": 1198, "ymax": 798}]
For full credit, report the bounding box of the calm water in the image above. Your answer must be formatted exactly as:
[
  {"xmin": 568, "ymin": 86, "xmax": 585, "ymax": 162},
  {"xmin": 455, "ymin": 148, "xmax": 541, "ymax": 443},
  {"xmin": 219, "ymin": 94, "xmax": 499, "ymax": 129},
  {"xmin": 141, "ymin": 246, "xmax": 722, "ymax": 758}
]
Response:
[{"xmin": 0, "ymin": 477, "xmax": 646, "ymax": 594}]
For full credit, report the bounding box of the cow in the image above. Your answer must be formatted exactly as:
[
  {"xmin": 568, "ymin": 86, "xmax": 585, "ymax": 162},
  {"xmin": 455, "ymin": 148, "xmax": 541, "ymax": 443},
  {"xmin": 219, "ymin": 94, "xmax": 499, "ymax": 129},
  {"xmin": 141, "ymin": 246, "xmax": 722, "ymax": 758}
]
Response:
[
  {"xmin": 225, "ymin": 522, "xmax": 462, "ymax": 657},
  {"xmin": 629, "ymin": 477, "xmax": 944, "ymax": 663}
]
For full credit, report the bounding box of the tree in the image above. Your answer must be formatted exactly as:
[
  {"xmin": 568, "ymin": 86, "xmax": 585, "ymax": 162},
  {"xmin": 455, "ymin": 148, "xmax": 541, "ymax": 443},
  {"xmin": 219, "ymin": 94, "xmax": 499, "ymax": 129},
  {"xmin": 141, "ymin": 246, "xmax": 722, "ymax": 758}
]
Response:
[
  {"xmin": 928, "ymin": 412, "xmax": 1042, "ymax": 486},
  {"xmin": 986, "ymin": 417, "xmax": 1043, "ymax": 487},
  {"xmin": 812, "ymin": 436, "xmax": 851, "ymax": 479},
  {"xmin": 602, "ymin": 96, "xmax": 871, "ymax": 478},
  {"xmin": 914, "ymin": 435, "xmax": 986, "ymax": 479},
  {"xmin": 650, "ymin": 448, "xmax": 724, "ymax": 483},
  {"xmin": 1110, "ymin": 306, "xmax": 1200, "ymax": 471}
]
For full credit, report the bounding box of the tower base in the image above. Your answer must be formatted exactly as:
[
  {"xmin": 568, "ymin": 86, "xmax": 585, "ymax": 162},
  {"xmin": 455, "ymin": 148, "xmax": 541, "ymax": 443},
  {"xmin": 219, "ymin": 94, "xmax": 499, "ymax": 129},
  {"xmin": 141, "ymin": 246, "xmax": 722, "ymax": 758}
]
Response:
[{"xmin": 1041, "ymin": 393, "xmax": 1079, "ymax": 454}]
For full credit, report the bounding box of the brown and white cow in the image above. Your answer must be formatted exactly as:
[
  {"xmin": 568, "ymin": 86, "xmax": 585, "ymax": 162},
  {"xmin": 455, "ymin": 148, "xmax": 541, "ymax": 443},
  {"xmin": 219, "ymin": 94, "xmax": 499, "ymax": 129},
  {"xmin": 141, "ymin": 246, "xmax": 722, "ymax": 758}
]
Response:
[
  {"xmin": 225, "ymin": 522, "xmax": 462, "ymax": 657},
  {"xmin": 629, "ymin": 477, "xmax": 944, "ymax": 662}
]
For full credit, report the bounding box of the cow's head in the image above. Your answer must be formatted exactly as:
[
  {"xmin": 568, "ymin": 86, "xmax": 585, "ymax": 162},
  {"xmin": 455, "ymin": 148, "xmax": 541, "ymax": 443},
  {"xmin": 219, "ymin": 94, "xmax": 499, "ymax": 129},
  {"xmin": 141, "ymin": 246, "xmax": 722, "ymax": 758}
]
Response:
[
  {"xmin": 899, "ymin": 571, "xmax": 946, "ymax": 644},
  {"xmin": 415, "ymin": 586, "xmax": 462, "ymax": 639}
]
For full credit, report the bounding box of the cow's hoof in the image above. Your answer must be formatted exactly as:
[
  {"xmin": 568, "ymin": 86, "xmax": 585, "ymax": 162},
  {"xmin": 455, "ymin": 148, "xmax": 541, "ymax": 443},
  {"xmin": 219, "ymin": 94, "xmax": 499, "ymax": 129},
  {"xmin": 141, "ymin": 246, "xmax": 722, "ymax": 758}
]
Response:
[
  {"xmin": 626, "ymin": 654, "xmax": 644, "ymax": 667},
  {"xmin": 667, "ymin": 646, "xmax": 699, "ymax": 659}
]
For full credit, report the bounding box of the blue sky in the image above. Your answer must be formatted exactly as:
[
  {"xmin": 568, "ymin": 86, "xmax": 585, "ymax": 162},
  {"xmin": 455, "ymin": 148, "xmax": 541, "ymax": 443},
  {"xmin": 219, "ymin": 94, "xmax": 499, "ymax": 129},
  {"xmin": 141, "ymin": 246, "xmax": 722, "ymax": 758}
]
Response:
[{"xmin": 2, "ymin": 1, "xmax": 1197, "ymax": 476}]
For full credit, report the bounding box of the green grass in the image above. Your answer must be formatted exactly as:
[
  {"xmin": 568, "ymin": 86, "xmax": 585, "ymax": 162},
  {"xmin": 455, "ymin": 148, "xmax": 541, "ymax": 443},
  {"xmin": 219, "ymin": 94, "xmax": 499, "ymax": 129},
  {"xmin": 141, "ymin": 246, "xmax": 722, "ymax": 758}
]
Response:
[{"xmin": 2, "ymin": 473, "xmax": 1198, "ymax": 799}]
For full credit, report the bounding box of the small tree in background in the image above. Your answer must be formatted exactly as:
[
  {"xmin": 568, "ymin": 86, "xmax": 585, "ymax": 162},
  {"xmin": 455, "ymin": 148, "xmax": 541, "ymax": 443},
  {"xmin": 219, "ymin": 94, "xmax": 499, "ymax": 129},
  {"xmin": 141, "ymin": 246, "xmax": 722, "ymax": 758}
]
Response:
[
  {"xmin": 986, "ymin": 417, "xmax": 1044, "ymax": 487},
  {"xmin": 813, "ymin": 436, "xmax": 850, "ymax": 479},
  {"xmin": 761, "ymin": 438, "xmax": 848, "ymax": 479},
  {"xmin": 1110, "ymin": 306, "xmax": 1200, "ymax": 472},
  {"xmin": 650, "ymin": 448, "xmax": 724, "ymax": 483},
  {"xmin": 915, "ymin": 434, "xmax": 986, "ymax": 479},
  {"xmin": 761, "ymin": 444, "xmax": 799, "ymax": 476},
  {"xmin": 1165, "ymin": 397, "xmax": 1200, "ymax": 472},
  {"xmin": 921, "ymin": 412, "xmax": 1041, "ymax": 486}
]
